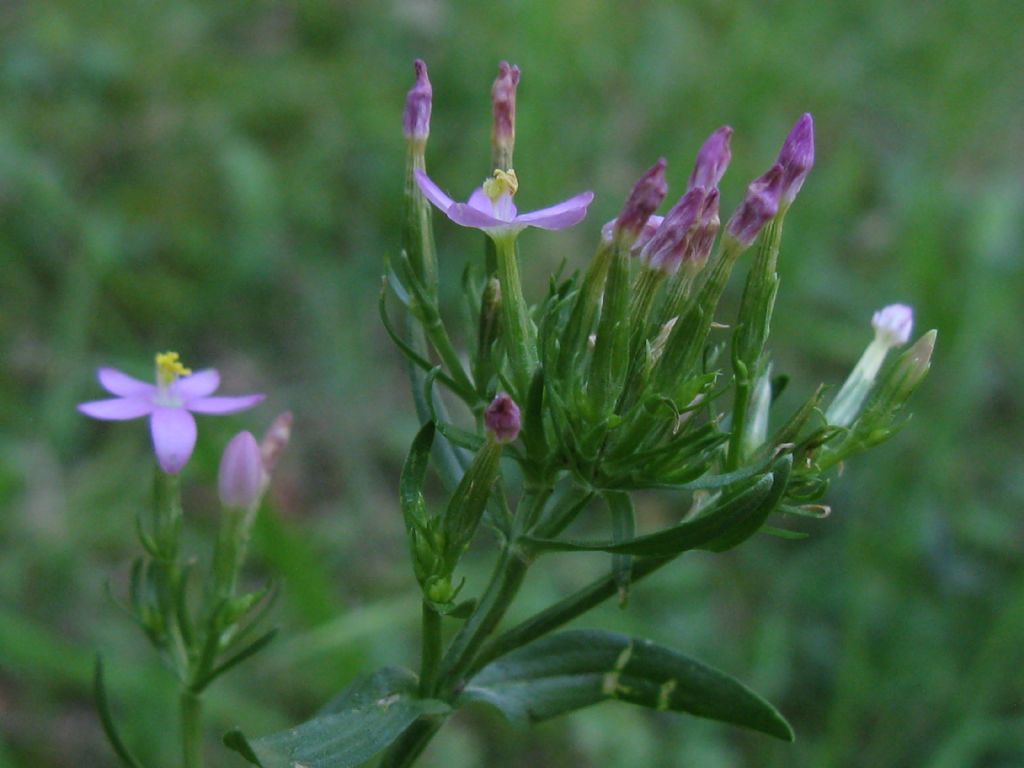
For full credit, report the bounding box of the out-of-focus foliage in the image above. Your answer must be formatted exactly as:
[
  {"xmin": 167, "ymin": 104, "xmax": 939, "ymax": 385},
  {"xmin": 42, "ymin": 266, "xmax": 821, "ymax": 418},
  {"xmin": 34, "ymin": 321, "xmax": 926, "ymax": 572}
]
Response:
[{"xmin": 1, "ymin": 1, "xmax": 1021, "ymax": 766}]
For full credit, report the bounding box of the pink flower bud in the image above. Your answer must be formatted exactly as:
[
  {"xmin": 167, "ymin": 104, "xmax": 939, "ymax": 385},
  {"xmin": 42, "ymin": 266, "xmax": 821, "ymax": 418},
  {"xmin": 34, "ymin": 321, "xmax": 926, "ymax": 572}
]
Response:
[
  {"xmin": 260, "ymin": 411, "xmax": 292, "ymax": 478},
  {"xmin": 492, "ymin": 61, "xmax": 521, "ymax": 152},
  {"xmin": 639, "ymin": 187, "xmax": 706, "ymax": 274},
  {"xmin": 872, "ymin": 304, "xmax": 913, "ymax": 347},
  {"xmin": 776, "ymin": 113, "xmax": 814, "ymax": 206},
  {"xmin": 612, "ymin": 158, "xmax": 669, "ymax": 246},
  {"xmin": 403, "ymin": 59, "xmax": 432, "ymax": 140},
  {"xmin": 218, "ymin": 431, "xmax": 263, "ymax": 508},
  {"xmin": 726, "ymin": 164, "xmax": 785, "ymax": 247},
  {"xmin": 485, "ymin": 393, "xmax": 521, "ymax": 443},
  {"xmin": 688, "ymin": 126, "xmax": 733, "ymax": 191}
]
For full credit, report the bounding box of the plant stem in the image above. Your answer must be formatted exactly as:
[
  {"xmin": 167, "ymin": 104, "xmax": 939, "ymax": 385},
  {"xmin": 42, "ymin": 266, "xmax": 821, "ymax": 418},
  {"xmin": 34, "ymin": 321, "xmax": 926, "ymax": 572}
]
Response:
[
  {"xmin": 418, "ymin": 601, "xmax": 442, "ymax": 697},
  {"xmin": 494, "ymin": 235, "xmax": 536, "ymax": 398},
  {"xmin": 471, "ymin": 553, "xmax": 676, "ymax": 676},
  {"xmin": 180, "ymin": 688, "xmax": 203, "ymax": 768},
  {"xmin": 434, "ymin": 546, "xmax": 531, "ymax": 698}
]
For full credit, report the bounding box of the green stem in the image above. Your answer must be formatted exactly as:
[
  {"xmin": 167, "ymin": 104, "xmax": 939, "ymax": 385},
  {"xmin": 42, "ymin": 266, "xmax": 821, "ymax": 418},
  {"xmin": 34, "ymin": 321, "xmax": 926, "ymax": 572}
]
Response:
[
  {"xmin": 380, "ymin": 719, "xmax": 444, "ymax": 768},
  {"xmin": 472, "ymin": 553, "xmax": 676, "ymax": 676},
  {"xmin": 180, "ymin": 688, "xmax": 203, "ymax": 768},
  {"xmin": 725, "ymin": 376, "xmax": 751, "ymax": 472},
  {"xmin": 422, "ymin": 311, "xmax": 477, "ymax": 402},
  {"xmin": 494, "ymin": 236, "xmax": 537, "ymax": 398},
  {"xmin": 418, "ymin": 601, "xmax": 443, "ymax": 697},
  {"xmin": 435, "ymin": 545, "xmax": 531, "ymax": 698}
]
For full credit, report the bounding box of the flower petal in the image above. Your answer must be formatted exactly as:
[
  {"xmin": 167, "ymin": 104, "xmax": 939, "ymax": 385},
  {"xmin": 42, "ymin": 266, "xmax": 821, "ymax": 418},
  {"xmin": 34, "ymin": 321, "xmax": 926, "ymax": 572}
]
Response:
[
  {"xmin": 446, "ymin": 203, "xmax": 508, "ymax": 229},
  {"xmin": 467, "ymin": 188, "xmax": 517, "ymax": 221},
  {"xmin": 187, "ymin": 394, "xmax": 265, "ymax": 415},
  {"xmin": 78, "ymin": 397, "xmax": 154, "ymax": 420},
  {"xmin": 515, "ymin": 191, "xmax": 595, "ymax": 230},
  {"xmin": 467, "ymin": 186, "xmax": 493, "ymax": 213},
  {"xmin": 174, "ymin": 369, "xmax": 220, "ymax": 399},
  {"xmin": 414, "ymin": 169, "xmax": 455, "ymax": 211},
  {"xmin": 98, "ymin": 367, "xmax": 154, "ymax": 397},
  {"xmin": 150, "ymin": 407, "xmax": 197, "ymax": 474}
]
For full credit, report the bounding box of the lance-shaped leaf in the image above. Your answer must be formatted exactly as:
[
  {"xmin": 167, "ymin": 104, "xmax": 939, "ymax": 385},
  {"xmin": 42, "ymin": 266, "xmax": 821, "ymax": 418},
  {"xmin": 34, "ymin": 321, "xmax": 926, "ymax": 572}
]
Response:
[
  {"xmin": 460, "ymin": 630, "xmax": 793, "ymax": 741},
  {"xmin": 401, "ymin": 421, "xmax": 435, "ymax": 528},
  {"xmin": 523, "ymin": 472, "xmax": 774, "ymax": 557},
  {"xmin": 700, "ymin": 454, "xmax": 792, "ymax": 552},
  {"xmin": 224, "ymin": 667, "xmax": 449, "ymax": 768}
]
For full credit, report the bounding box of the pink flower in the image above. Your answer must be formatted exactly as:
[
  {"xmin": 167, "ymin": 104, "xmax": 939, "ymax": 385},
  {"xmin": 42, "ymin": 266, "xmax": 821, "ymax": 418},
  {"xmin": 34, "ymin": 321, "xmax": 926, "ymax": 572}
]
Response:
[
  {"xmin": 414, "ymin": 168, "xmax": 593, "ymax": 240},
  {"xmin": 218, "ymin": 431, "xmax": 264, "ymax": 508},
  {"xmin": 78, "ymin": 352, "xmax": 264, "ymax": 474}
]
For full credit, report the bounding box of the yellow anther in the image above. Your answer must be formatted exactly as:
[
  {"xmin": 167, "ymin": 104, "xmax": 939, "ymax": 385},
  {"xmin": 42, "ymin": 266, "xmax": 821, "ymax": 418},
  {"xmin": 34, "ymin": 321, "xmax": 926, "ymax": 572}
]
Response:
[
  {"xmin": 483, "ymin": 168, "xmax": 519, "ymax": 203},
  {"xmin": 155, "ymin": 351, "xmax": 192, "ymax": 386}
]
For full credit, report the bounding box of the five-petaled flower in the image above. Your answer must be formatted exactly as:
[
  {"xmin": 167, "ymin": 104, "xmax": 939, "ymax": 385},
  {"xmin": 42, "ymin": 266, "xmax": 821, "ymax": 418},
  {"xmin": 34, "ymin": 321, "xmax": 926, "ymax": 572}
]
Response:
[
  {"xmin": 78, "ymin": 352, "xmax": 264, "ymax": 474},
  {"xmin": 414, "ymin": 168, "xmax": 593, "ymax": 240}
]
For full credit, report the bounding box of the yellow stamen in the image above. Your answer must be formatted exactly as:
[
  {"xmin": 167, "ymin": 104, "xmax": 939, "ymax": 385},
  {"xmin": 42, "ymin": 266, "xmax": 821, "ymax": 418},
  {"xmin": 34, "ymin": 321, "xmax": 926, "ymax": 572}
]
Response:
[
  {"xmin": 483, "ymin": 168, "xmax": 519, "ymax": 203},
  {"xmin": 155, "ymin": 351, "xmax": 192, "ymax": 386}
]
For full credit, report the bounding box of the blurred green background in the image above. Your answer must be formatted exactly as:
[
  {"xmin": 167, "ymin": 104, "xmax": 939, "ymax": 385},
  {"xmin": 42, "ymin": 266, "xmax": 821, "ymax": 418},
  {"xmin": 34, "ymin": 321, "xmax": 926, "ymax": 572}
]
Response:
[{"xmin": 2, "ymin": 1, "xmax": 1022, "ymax": 766}]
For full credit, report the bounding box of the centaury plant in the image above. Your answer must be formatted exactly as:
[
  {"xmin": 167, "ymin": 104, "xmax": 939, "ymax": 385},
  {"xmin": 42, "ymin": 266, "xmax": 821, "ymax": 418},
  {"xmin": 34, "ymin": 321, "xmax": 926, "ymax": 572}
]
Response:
[{"xmin": 85, "ymin": 60, "xmax": 934, "ymax": 768}]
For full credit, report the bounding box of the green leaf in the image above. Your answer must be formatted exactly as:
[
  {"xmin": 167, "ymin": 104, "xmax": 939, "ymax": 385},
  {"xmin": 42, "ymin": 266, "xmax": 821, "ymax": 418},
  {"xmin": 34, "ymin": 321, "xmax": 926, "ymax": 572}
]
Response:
[
  {"xmin": 400, "ymin": 422, "xmax": 435, "ymax": 528},
  {"xmin": 93, "ymin": 656, "xmax": 146, "ymax": 768},
  {"xmin": 523, "ymin": 473, "xmax": 774, "ymax": 557},
  {"xmin": 224, "ymin": 667, "xmax": 450, "ymax": 768},
  {"xmin": 461, "ymin": 630, "xmax": 793, "ymax": 741},
  {"xmin": 701, "ymin": 455, "xmax": 792, "ymax": 552}
]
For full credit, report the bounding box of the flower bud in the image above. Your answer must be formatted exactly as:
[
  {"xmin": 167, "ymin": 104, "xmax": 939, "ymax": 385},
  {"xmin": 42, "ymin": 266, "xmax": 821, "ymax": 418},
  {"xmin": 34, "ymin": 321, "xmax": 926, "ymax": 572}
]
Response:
[
  {"xmin": 260, "ymin": 411, "xmax": 292, "ymax": 488},
  {"xmin": 639, "ymin": 187, "xmax": 706, "ymax": 274},
  {"xmin": 612, "ymin": 158, "xmax": 669, "ymax": 247},
  {"xmin": 826, "ymin": 304, "xmax": 915, "ymax": 427},
  {"xmin": 874, "ymin": 329, "xmax": 935, "ymax": 408},
  {"xmin": 485, "ymin": 392, "xmax": 521, "ymax": 443},
  {"xmin": 403, "ymin": 59, "xmax": 432, "ymax": 142},
  {"xmin": 218, "ymin": 431, "xmax": 263, "ymax": 509},
  {"xmin": 688, "ymin": 126, "xmax": 733, "ymax": 191},
  {"xmin": 872, "ymin": 303, "xmax": 914, "ymax": 347},
  {"xmin": 492, "ymin": 61, "xmax": 521, "ymax": 169},
  {"xmin": 726, "ymin": 164, "xmax": 785, "ymax": 247},
  {"xmin": 690, "ymin": 189, "xmax": 721, "ymax": 264},
  {"xmin": 776, "ymin": 113, "xmax": 814, "ymax": 207}
]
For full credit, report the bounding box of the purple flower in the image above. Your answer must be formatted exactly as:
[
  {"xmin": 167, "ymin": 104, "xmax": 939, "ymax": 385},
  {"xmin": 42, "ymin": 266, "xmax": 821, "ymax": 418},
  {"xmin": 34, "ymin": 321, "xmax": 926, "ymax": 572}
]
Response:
[
  {"xmin": 611, "ymin": 158, "xmax": 669, "ymax": 246},
  {"xmin": 688, "ymin": 126, "xmax": 733, "ymax": 191},
  {"xmin": 415, "ymin": 168, "xmax": 593, "ymax": 240},
  {"xmin": 776, "ymin": 113, "xmax": 814, "ymax": 206},
  {"xmin": 78, "ymin": 352, "xmax": 265, "ymax": 474},
  {"xmin": 403, "ymin": 59, "xmax": 432, "ymax": 141},
  {"xmin": 726, "ymin": 164, "xmax": 785, "ymax": 247},
  {"xmin": 639, "ymin": 186, "xmax": 707, "ymax": 274},
  {"xmin": 485, "ymin": 393, "xmax": 521, "ymax": 443},
  {"xmin": 218, "ymin": 431, "xmax": 264, "ymax": 508}
]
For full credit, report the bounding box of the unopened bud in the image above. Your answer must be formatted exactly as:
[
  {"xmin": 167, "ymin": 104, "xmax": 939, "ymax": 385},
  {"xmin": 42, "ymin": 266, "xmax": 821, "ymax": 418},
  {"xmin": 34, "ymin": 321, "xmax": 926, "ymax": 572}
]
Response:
[
  {"xmin": 485, "ymin": 392, "xmax": 521, "ymax": 443},
  {"xmin": 492, "ymin": 61, "xmax": 521, "ymax": 168},
  {"xmin": 874, "ymin": 329, "xmax": 935, "ymax": 408},
  {"xmin": 689, "ymin": 189, "xmax": 720, "ymax": 265},
  {"xmin": 218, "ymin": 432, "xmax": 263, "ymax": 509},
  {"xmin": 639, "ymin": 187, "xmax": 706, "ymax": 274},
  {"xmin": 688, "ymin": 126, "xmax": 733, "ymax": 191},
  {"xmin": 260, "ymin": 411, "xmax": 292, "ymax": 489},
  {"xmin": 826, "ymin": 304, "xmax": 915, "ymax": 427},
  {"xmin": 403, "ymin": 59, "xmax": 432, "ymax": 141},
  {"xmin": 726, "ymin": 164, "xmax": 785, "ymax": 247},
  {"xmin": 872, "ymin": 303, "xmax": 914, "ymax": 347},
  {"xmin": 776, "ymin": 113, "xmax": 814, "ymax": 207},
  {"xmin": 612, "ymin": 158, "xmax": 669, "ymax": 247}
]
